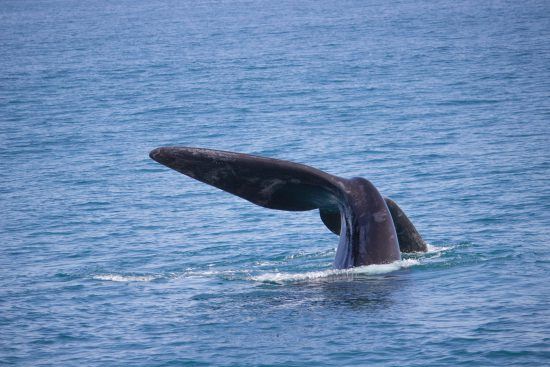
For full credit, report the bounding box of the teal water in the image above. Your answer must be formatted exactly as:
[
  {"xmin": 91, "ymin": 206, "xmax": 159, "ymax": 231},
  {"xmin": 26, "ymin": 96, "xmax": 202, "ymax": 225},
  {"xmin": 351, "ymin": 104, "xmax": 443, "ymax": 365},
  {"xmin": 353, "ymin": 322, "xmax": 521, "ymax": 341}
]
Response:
[{"xmin": 1, "ymin": 0, "xmax": 549, "ymax": 365}]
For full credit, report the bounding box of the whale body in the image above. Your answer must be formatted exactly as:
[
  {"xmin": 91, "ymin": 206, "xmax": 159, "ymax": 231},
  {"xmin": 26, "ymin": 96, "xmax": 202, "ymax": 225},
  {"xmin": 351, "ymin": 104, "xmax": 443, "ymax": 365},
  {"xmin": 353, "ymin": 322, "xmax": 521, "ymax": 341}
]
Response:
[{"xmin": 150, "ymin": 147, "xmax": 427, "ymax": 269}]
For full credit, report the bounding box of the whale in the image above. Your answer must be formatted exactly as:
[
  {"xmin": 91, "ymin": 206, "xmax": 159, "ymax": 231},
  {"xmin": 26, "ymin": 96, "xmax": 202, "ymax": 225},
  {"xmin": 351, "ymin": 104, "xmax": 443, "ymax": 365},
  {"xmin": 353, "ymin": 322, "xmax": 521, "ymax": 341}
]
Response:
[{"xmin": 149, "ymin": 147, "xmax": 427, "ymax": 269}]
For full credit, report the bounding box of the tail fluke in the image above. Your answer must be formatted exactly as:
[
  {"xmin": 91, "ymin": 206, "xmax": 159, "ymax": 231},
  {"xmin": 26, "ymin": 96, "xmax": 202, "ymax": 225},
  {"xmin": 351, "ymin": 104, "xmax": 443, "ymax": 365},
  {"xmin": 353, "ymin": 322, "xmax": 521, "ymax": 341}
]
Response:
[
  {"xmin": 149, "ymin": 147, "xmax": 343, "ymax": 212},
  {"xmin": 150, "ymin": 146, "xmax": 427, "ymax": 254},
  {"xmin": 318, "ymin": 198, "xmax": 427, "ymax": 253}
]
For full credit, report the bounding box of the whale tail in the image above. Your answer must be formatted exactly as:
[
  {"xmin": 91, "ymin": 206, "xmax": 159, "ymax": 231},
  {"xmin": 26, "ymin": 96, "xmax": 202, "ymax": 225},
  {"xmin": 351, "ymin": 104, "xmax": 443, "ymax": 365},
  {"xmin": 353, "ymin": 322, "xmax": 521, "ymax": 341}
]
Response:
[
  {"xmin": 149, "ymin": 146, "xmax": 343, "ymax": 212},
  {"xmin": 320, "ymin": 200, "xmax": 427, "ymax": 253},
  {"xmin": 150, "ymin": 146, "xmax": 426, "ymax": 267}
]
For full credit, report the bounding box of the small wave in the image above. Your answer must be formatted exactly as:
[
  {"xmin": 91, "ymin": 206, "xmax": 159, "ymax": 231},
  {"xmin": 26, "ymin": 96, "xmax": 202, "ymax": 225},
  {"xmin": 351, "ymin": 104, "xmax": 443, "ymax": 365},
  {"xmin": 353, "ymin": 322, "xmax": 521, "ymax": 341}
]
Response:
[
  {"xmin": 92, "ymin": 274, "xmax": 160, "ymax": 282},
  {"xmin": 185, "ymin": 268, "xmax": 241, "ymax": 276},
  {"xmin": 426, "ymin": 243, "xmax": 453, "ymax": 253},
  {"xmin": 250, "ymin": 259, "xmax": 419, "ymax": 283},
  {"xmin": 254, "ymin": 260, "xmax": 281, "ymax": 266},
  {"xmin": 285, "ymin": 248, "xmax": 336, "ymax": 260},
  {"xmin": 183, "ymin": 269, "xmax": 249, "ymax": 281}
]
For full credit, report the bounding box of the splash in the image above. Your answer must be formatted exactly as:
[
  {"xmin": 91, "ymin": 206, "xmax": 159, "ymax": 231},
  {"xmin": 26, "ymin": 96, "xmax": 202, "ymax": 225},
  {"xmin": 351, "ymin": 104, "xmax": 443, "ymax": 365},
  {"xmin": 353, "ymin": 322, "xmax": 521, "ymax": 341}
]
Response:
[
  {"xmin": 250, "ymin": 258, "xmax": 419, "ymax": 283},
  {"xmin": 89, "ymin": 245, "xmax": 453, "ymax": 284}
]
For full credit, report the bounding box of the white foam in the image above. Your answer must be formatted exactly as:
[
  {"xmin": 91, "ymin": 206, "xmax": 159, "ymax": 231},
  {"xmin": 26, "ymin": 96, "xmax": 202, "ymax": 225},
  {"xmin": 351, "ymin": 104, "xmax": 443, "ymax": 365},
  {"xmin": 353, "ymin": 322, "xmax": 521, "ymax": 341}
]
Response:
[
  {"xmin": 250, "ymin": 258, "xmax": 419, "ymax": 283},
  {"xmin": 426, "ymin": 243, "xmax": 453, "ymax": 253},
  {"xmin": 185, "ymin": 269, "xmax": 239, "ymax": 277},
  {"xmin": 285, "ymin": 248, "xmax": 336, "ymax": 260},
  {"xmin": 254, "ymin": 260, "xmax": 281, "ymax": 266},
  {"xmin": 92, "ymin": 274, "xmax": 159, "ymax": 282},
  {"xmin": 89, "ymin": 245, "xmax": 449, "ymax": 284}
]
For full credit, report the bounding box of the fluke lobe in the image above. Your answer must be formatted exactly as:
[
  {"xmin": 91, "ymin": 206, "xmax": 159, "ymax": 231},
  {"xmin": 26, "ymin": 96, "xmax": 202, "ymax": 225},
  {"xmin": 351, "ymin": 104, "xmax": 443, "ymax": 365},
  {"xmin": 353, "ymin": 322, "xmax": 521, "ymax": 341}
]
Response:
[{"xmin": 149, "ymin": 147, "xmax": 427, "ymax": 269}]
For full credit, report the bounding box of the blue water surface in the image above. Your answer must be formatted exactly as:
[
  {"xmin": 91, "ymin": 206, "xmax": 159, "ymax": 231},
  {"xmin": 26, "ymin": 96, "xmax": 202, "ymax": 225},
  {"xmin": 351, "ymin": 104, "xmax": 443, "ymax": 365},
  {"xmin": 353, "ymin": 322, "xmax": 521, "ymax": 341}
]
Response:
[{"xmin": 1, "ymin": 0, "xmax": 549, "ymax": 366}]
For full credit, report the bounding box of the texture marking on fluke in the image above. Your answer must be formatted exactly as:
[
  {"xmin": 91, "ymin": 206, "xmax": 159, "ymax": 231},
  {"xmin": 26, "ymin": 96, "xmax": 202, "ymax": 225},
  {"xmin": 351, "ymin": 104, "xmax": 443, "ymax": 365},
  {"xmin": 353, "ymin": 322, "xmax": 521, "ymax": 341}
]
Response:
[{"xmin": 150, "ymin": 146, "xmax": 427, "ymax": 269}]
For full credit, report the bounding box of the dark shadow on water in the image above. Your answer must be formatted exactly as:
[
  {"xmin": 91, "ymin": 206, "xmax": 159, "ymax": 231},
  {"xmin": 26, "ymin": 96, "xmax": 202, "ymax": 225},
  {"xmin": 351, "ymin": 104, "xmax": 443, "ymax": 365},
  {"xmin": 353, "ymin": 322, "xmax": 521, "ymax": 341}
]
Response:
[
  {"xmin": 218, "ymin": 271, "xmax": 409, "ymax": 317},
  {"xmin": 315, "ymin": 273, "xmax": 407, "ymax": 310}
]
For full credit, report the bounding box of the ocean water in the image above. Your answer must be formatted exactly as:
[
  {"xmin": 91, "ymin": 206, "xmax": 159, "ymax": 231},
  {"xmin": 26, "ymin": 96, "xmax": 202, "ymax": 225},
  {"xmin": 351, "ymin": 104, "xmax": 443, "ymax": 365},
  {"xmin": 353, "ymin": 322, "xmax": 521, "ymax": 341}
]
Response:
[{"xmin": 1, "ymin": 0, "xmax": 549, "ymax": 365}]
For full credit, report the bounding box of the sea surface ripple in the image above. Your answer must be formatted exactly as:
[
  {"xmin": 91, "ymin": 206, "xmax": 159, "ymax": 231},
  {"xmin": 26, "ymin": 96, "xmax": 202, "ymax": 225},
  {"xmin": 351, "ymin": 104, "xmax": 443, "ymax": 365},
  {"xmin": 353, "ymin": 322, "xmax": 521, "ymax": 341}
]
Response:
[{"xmin": 1, "ymin": 0, "xmax": 549, "ymax": 366}]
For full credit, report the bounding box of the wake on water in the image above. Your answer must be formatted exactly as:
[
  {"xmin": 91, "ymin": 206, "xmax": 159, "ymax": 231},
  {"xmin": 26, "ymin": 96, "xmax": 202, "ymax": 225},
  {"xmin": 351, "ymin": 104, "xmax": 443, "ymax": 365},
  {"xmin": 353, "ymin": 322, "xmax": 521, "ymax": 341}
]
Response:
[
  {"xmin": 249, "ymin": 258, "xmax": 420, "ymax": 283},
  {"xmin": 91, "ymin": 244, "xmax": 452, "ymax": 284}
]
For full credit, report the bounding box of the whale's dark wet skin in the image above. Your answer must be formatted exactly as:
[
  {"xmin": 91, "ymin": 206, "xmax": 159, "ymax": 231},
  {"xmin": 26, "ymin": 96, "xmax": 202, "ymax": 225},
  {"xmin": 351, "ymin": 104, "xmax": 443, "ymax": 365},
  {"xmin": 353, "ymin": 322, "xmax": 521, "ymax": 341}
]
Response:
[{"xmin": 150, "ymin": 147, "xmax": 427, "ymax": 269}]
